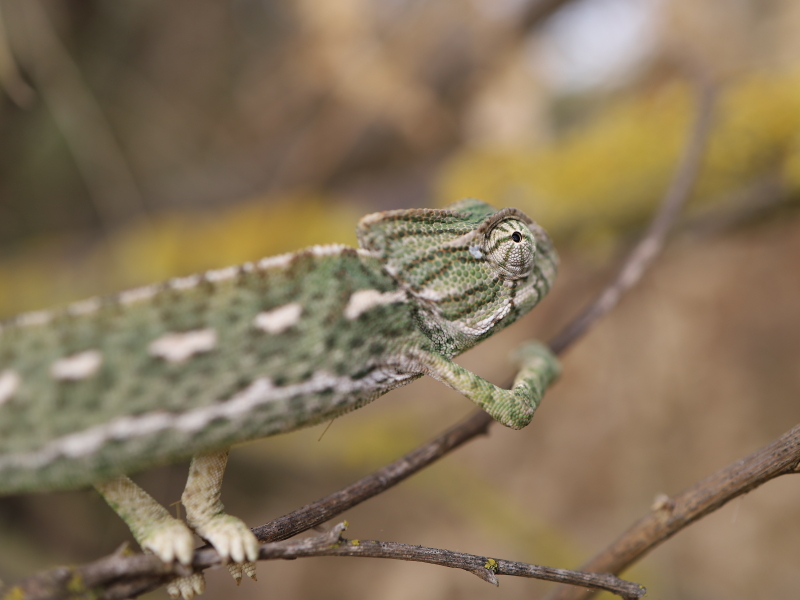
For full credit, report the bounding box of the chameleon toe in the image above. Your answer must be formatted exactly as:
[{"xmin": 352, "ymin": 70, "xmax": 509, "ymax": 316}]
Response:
[
  {"xmin": 191, "ymin": 513, "xmax": 259, "ymax": 564},
  {"xmin": 141, "ymin": 519, "xmax": 196, "ymax": 566},
  {"xmin": 166, "ymin": 573, "xmax": 206, "ymax": 600},
  {"xmin": 227, "ymin": 561, "xmax": 258, "ymax": 585}
]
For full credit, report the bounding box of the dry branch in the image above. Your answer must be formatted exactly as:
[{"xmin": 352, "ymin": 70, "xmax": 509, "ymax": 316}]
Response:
[
  {"xmin": 5, "ymin": 523, "xmax": 645, "ymax": 600},
  {"xmin": 545, "ymin": 422, "xmax": 800, "ymax": 600}
]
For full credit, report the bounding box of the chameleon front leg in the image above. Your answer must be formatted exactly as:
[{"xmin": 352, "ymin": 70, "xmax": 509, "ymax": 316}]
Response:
[
  {"xmin": 181, "ymin": 449, "xmax": 259, "ymax": 583},
  {"xmin": 94, "ymin": 476, "xmax": 205, "ymax": 599},
  {"xmin": 414, "ymin": 341, "xmax": 560, "ymax": 429}
]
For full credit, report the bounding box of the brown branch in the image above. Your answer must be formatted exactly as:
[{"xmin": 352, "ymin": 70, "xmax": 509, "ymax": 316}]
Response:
[
  {"xmin": 548, "ymin": 74, "xmax": 716, "ymax": 354},
  {"xmin": 2, "ymin": 67, "xmax": 717, "ymax": 600},
  {"xmin": 545, "ymin": 422, "xmax": 800, "ymax": 600},
  {"xmin": 5, "ymin": 523, "xmax": 645, "ymax": 600}
]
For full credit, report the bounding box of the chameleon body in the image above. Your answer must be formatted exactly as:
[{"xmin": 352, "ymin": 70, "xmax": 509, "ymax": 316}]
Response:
[{"xmin": 0, "ymin": 199, "xmax": 559, "ymax": 597}]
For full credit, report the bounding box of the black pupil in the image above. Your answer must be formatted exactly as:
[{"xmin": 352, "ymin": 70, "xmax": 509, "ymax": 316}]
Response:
[{"xmin": 511, "ymin": 231, "xmax": 522, "ymax": 243}]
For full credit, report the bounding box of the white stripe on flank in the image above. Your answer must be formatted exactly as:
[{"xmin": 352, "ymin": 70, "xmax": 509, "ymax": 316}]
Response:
[
  {"xmin": 0, "ymin": 370, "xmax": 20, "ymax": 405},
  {"xmin": 67, "ymin": 297, "xmax": 102, "ymax": 316},
  {"xmin": 51, "ymin": 350, "xmax": 103, "ymax": 381},
  {"xmin": 0, "ymin": 368, "xmax": 414, "ymax": 470},
  {"xmin": 169, "ymin": 274, "xmax": 201, "ymax": 291},
  {"xmin": 119, "ymin": 285, "xmax": 159, "ymax": 305},
  {"xmin": 256, "ymin": 244, "xmax": 349, "ymax": 272},
  {"xmin": 149, "ymin": 329, "xmax": 217, "ymax": 363},
  {"xmin": 15, "ymin": 310, "xmax": 54, "ymax": 328},
  {"xmin": 310, "ymin": 244, "xmax": 348, "ymax": 257},
  {"xmin": 344, "ymin": 289, "xmax": 406, "ymax": 320},
  {"xmin": 257, "ymin": 253, "xmax": 293, "ymax": 271},
  {"xmin": 253, "ymin": 303, "xmax": 302, "ymax": 334},
  {"xmin": 205, "ymin": 266, "xmax": 239, "ymax": 283}
]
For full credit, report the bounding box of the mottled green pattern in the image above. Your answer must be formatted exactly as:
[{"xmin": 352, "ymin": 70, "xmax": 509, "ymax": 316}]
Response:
[{"xmin": 0, "ymin": 199, "xmax": 558, "ymax": 493}]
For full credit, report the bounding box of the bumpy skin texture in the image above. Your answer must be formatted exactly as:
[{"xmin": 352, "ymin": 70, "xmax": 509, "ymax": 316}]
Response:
[
  {"xmin": 0, "ymin": 199, "xmax": 558, "ymax": 493},
  {"xmin": 0, "ymin": 199, "xmax": 559, "ymax": 596}
]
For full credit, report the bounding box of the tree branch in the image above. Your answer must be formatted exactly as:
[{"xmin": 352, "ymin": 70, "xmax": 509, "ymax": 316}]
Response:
[
  {"xmin": 544, "ymin": 422, "xmax": 800, "ymax": 600},
  {"xmin": 548, "ymin": 74, "xmax": 716, "ymax": 354},
  {"xmin": 6, "ymin": 523, "xmax": 645, "ymax": 600}
]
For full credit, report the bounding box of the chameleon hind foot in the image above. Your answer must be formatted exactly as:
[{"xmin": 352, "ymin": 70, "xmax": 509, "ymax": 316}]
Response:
[
  {"xmin": 166, "ymin": 573, "xmax": 206, "ymax": 599},
  {"xmin": 138, "ymin": 516, "xmax": 196, "ymax": 566},
  {"xmin": 94, "ymin": 475, "xmax": 196, "ymax": 565},
  {"xmin": 190, "ymin": 512, "xmax": 259, "ymax": 564},
  {"xmin": 181, "ymin": 450, "xmax": 259, "ymax": 584}
]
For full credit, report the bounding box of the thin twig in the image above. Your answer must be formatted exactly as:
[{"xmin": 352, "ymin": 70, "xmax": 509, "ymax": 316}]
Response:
[
  {"xmin": 252, "ymin": 408, "xmax": 494, "ymax": 542},
  {"xmin": 548, "ymin": 76, "xmax": 716, "ymax": 354},
  {"xmin": 5, "ymin": 523, "xmax": 644, "ymax": 600},
  {"xmin": 545, "ymin": 422, "xmax": 800, "ymax": 600}
]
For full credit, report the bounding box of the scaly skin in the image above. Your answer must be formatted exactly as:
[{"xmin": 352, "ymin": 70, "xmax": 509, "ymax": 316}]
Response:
[{"xmin": 0, "ymin": 199, "xmax": 560, "ymax": 597}]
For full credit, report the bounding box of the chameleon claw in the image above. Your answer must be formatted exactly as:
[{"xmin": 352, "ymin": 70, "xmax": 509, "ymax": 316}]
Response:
[
  {"xmin": 244, "ymin": 561, "xmax": 257, "ymax": 581},
  {"xmin": 227, "ymin": 562, "xmax": 243, "ymax": 584},
  {"xmin": 227, "ymin": 560, "xmax": 257, "ymax": 584}
]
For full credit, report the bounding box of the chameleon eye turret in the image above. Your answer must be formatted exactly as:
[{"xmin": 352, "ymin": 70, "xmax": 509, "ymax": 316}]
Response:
[{"xmin": 483, "ymin": 216, "xmax": 536, "ymax": 281}]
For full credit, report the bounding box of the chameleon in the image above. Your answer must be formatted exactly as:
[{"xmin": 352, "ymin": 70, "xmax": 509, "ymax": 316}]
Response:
[{"xmin": 0, "ymin": 198, "xmax": 560, "ymax": 598}]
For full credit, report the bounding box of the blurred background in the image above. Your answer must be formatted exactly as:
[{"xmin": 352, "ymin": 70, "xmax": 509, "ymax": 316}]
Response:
[{"xmin": 1, "ymin": 1, "xmax": 799, "ymax": 598}]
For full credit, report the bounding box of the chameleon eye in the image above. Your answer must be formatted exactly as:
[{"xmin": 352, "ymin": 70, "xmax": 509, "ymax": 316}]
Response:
[{"xmin": 484, "ymin": 218, "xmax": 535, "ymax": 280}]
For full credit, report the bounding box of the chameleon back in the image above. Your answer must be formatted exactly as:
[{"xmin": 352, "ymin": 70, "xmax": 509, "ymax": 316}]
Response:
[{"xmin": 0, "ymin": 246, "xmax": 424, "ymax": 492}]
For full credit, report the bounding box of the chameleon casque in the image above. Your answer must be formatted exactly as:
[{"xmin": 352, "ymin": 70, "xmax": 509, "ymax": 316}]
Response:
[{"xmin": 0, "ymin": 198, "xmax": 560, "ymax": 598}]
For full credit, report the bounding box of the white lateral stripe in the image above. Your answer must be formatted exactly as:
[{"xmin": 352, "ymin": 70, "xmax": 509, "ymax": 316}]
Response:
[
  {"xmin": 51, "ymin": 350, "xmax": 103, "ymax": 381},
  {"xmin": 257, "ymin": 253, "xmax": 293, "ymax": 271},
  {"xmin": 67, "ymin": 297, "xmax": 102, "ymax": 316},
  {"xmin": 310, "ymin": 244, "xmax": 348, "ymax": 257},
  {"xmin": 344, "ymin": 289, "xmax": 406, "ymax": 320},
  {"xmin": 253, "ymin": 303, "xmax": 302, "ymax": 334},
  {"xmin": 119, "ymin": 285, "xmax": 159, "ymax": 305},
  {"xmin": 205, "ymin": 266, "xmax": 239, "ymax": 282},
  {"xmin": 149, "ymin": 329, "xmax": 217, "ymax": 363},
  {"xmin": 0, "ymin": 367, "xmax": 415, "ymax": 469},
  {"xmin": 169, "ymin": 274, "xmax": 201, "ymax": 290},
  {"xmin": 0, "ymin": 370, "xmax": 20, "ymax": 405},
  {"xmin": 15, "ymin": 310, "xmax": 53, "ymax": 328}
]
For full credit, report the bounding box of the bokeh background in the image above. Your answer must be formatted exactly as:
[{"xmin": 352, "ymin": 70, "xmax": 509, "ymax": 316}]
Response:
[{"xmin": 1, "ymin": 1, "xmax": 800, "ymax": 599}]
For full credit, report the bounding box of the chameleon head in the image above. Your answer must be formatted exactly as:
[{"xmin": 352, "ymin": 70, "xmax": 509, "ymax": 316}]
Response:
[{"xmin": 357, "ymin": 198, "xmax": 557, "ymax": 350}]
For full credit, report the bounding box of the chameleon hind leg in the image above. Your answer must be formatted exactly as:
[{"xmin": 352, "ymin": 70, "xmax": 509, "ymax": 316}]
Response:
[
  {"xmin": 94, "ymin": 476, "xmax": 205, "ymax": 599},
  {"xmin": 95, "ymin": 449, "xmax": 258, "ymax": 598},
  {"xmin": 181, "ymin": 449, "xmax": 259, "ymax": 583},
  {"xmin": 414, "ymin": 341, "xmax": 560, "ymax": 429}
]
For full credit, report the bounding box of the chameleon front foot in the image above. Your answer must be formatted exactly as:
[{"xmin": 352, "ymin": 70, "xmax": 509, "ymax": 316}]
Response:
[
  {"xmin": 166, "ymin": 573, "xmax": 206, "ymax": 600},
  {"xmin": 94, "ymin": 475, "xmax": 196, "ymax": 565},
  {"xmin": 414, "ymin": 340, "xmax": 560, "ymax": 430}
]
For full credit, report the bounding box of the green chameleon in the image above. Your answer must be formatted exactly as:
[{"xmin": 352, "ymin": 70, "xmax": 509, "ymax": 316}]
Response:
[{"xmin": 0, "ymin": 199, "xmax": 560, "ymax": 598}]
